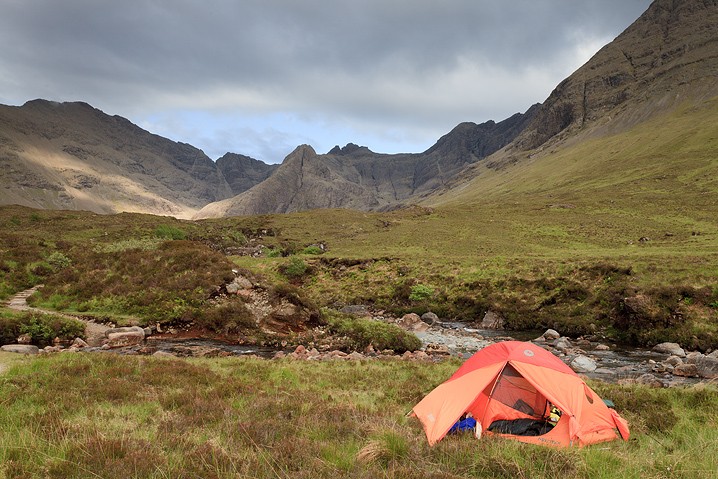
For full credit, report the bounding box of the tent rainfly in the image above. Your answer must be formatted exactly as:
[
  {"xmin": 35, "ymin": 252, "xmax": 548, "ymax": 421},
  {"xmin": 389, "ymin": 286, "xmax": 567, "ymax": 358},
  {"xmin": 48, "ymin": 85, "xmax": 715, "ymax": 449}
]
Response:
[{"xmin": 412, "ymin": 341, "xmax": 630, "ymax": 447}]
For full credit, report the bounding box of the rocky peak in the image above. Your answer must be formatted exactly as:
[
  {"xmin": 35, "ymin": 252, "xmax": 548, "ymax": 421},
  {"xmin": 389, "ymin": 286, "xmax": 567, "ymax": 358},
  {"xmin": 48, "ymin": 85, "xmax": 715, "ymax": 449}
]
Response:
[{"xmin": 327, "ymin": 143, "xmax": 372, "ymax": 156}]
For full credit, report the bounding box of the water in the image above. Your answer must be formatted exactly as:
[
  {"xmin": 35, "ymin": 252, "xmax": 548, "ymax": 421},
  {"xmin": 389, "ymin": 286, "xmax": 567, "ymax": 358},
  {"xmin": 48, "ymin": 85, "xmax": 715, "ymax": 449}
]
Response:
[{"xmin": 121, "ymin": 337, "xmax": 278, "ymax": 358}]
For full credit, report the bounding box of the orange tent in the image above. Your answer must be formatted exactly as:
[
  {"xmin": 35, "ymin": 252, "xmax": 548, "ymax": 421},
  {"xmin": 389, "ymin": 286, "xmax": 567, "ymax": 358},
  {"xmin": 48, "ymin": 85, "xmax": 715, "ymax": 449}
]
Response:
[{"xmin": 412, "ymin": 341, "xmax": 630, "ymax": 447}]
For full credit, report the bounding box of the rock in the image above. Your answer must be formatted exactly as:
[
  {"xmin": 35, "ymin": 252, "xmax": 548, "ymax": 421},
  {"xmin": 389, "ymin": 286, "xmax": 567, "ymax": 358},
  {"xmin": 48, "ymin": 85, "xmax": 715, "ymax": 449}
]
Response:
[
  {"xmin": 70, "ymin": 338, "xmax": 89, "ymax": 349},
  {"xmin": 569, "ymin": 355, "xmax": 597, "ymax": 373},
  {"xmin": 593, "ymin": 368, "xmax": 616, "ymax": 377},
  {"xmin": 413, "ymin": 351, "xmax": 430, "ymax": 360},
  {"xmin": 143, "ymin": 327, "xmax": 153, "ymax": 337},
  {"xmin": 635, "ymin": 373, "xmax": 664, "ymax": 388},
  {"xmin": 707, "ymin": 350, "xmax": 718, "ymax": 359},
  {"xmin": 1, "ymin": 344, "xmax": 40, "ymax": 355},
  {"xmin": 554, "ymin": 337, "xmax": 573, "ymax": 351},
  {"xmin": 694, "ymin": 356, "xmax": 718, "ymax": 379},
  {"xmin": 653, "ymin": 342, "xmax": 686, "ymax": 357},
  {"xmin": 340, "ymin": 305, "xmax": 371, "ymax": 317},
  {"xmin": 347, "ymin": 352, "xmax": 365, "ymax": 360},
  {"xmin": 397, "ymin": 313, "xmax": 429, "ymax": 332},
  {"xmin": 16, "ymin": 334, "xmax": 32, "ymax": 344},
  {"xmin": 104, "ymin": 326, "xmax": 146, "ymax": 338},
  {"xmin": 595, "ymin": 344, "xmax": 610, "ymax": 351},
  {"xmin": 425, "ymin": 343, "xmax": 450, "ymax": 355},
  {"xmin": 543, "ymin": 329, "xmax": 561, "ymax": 340},
  {"xmin": 480, "ymin": 311, "xmax": 505, "ymax": 330},
  {"xmin": 227, "ymin": 276, "xmax": 253, "ymax": 294},
  {"xmin": 664, "ymin": 355, "xmax": 683, "ymax": 366},
  {"xmin": 421, "ymin": 312, "xmax": 440, "ymax": 325},
  {"xmin": 272, "ymin": 351, "xmax": 287, "ymax": 359},
  {"xmin": 294, "ymin": 345, "xmax": 307, "ymax": 356},
  {"xmin": 152, "ymin": 351, "xmax": 177, "ymax": 358},
  {"xmin": 673, "ymin": 363, "xmax": 699, "ymax": 377},
  {"xmin": 685, "ymin": 351, "xmax": 704, "ymax": 363},
  {"xmin": 106, "ymin": 330, "xmax": 145, "ymax": 348}
]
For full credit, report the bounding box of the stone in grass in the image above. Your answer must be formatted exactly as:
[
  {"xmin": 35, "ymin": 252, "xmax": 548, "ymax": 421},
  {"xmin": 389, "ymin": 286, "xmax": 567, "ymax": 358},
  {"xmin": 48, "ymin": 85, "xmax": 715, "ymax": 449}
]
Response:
[{"xmin": 1, "ymin": 344, "xmax": 40, "ymax": 355}]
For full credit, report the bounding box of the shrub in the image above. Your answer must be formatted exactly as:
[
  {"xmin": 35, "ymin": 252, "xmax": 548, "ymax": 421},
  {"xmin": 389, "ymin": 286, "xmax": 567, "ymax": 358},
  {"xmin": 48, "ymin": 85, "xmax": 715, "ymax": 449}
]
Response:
[
  {"xmin": 301, "ymin": 245, "xmax": 324, "ymax": 255},
  {"xmin": 409, "ymin": 284, "xmax": 434, "ymax": 302},
  {"xmin": 324, "ymin": 310, "xmax": 421, "ymax": 353},
  {"xmin": 196, "ymin": 301, "xmax": 257, "ymax": 334},
  {"xmin": 280, "ymin": 258, "xmax": 309, "ymax": 280},
  {"xmin": 46, "ymin": 252, "xmax": 71, "ymax": 271},
  {"xmin": 0, "ymin": 311, "xmax": 86, "ymax": 347},
  {"xmin": 154, "ymin": 224, "xmax": 187, "ymax": 240}
]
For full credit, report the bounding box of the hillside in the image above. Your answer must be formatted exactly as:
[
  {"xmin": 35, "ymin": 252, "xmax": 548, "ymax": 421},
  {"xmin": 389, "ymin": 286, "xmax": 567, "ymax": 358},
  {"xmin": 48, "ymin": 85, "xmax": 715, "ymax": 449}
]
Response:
[{"xmin": 0, "ymin": 100, "xmax": 270, "ymax": 218}]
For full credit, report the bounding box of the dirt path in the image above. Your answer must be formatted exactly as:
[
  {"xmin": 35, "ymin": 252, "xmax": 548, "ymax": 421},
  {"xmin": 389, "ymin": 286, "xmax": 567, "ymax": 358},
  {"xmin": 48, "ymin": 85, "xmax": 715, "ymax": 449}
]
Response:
[{"xmin": 4, "ymin": 286, "xmax": 111, "ymax": 347}]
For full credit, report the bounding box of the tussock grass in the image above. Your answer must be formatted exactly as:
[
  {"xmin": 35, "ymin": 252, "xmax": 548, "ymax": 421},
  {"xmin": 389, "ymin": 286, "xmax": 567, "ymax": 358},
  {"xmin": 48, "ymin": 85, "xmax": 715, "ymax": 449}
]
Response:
[{"xmin": 1, "ymin": 354, "xmax": 717, "ymax": 478}]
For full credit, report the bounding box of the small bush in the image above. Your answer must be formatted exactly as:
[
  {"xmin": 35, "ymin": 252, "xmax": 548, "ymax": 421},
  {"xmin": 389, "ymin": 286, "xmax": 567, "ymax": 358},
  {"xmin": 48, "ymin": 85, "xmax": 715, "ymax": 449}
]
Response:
[
  {"xmin": 0, "ymin": 311, "xmax": 86, "ymax": 346},
  {"xmin": 280, "ymin": 257, "xmax": 309, "ymax": 280},
  {"xmin": 325, "ymin": 310, "xmax": 421, "ymax": 353},
  {"xmin": 46, "ymin": 252, "xmax": 71, "ymax": 271},
  {"xmin": 196, "ymin": 301, "xmax": 257, "ymax": 334},
  {"xmin": 409, "ymin": 284, "xmax": 434, "ymax": 302},
  {"xmin": 301, "ymin": 245, "xmax": 324, "ymax": 255},
  {"xmin": 266, "ymin": 248, "xmax": 283, "ymax": 258},
  {"xmin": 154, "ymin": 224, "xmax": 187, "ymax": 240}
]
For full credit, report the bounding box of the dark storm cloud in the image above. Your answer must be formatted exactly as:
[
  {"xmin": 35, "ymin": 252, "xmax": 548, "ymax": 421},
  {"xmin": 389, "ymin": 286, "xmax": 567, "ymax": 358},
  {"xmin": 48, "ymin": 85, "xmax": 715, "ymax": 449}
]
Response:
[{"xmin": 0, "ymin": 0, "xmax": 652, "ymax": 161}]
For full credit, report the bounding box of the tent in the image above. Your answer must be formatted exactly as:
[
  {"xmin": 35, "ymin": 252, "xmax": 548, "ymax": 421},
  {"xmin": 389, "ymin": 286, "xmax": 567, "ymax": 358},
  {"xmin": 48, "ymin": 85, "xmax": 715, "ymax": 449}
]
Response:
[{"xmin": 412, "ymin": 341, "xmax": 630, "ymax": 447}]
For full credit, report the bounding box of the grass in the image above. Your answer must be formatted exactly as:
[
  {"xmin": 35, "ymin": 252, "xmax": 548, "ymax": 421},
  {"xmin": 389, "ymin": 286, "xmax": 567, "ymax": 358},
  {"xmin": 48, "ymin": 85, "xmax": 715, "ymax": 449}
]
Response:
[{"xmin": 0, "ymin": 353, "xmax": 716, "ymax": 478}]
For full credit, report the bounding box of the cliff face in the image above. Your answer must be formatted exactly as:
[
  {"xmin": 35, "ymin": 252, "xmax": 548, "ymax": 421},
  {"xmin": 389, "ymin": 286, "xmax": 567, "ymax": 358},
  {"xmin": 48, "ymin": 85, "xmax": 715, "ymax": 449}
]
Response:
[{"xmin": 514, "ymin": 0, "xmax": 718, "ymax": 151}]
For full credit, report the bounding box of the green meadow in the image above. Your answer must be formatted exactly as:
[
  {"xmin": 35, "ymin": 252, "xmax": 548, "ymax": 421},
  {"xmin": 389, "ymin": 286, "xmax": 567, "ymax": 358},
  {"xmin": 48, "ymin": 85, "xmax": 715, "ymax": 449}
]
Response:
[{"xmin": 1, "ymin": 353, "xmax": 717, "ymax": 479}]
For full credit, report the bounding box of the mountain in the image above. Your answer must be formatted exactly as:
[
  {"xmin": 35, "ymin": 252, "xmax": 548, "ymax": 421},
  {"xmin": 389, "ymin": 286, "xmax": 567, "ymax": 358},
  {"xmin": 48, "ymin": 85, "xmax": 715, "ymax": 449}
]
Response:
[
  {"xmin": 194, "ymin": 105, "xmax": 539, "ymax": 218},
  {"xmin": 429, "ymin": 0, "xmax": 718, "ymax": 213},
  {"xmin": 0, "ymin": 100, "xmax": 271, "ymax": 218},
  {"xmin": 510, "ymin": 0, "xmax": 718, "ymax": 154},
  {"xmin": 216, "ymin": 153, "xmax": 279, "ymax": 196}
]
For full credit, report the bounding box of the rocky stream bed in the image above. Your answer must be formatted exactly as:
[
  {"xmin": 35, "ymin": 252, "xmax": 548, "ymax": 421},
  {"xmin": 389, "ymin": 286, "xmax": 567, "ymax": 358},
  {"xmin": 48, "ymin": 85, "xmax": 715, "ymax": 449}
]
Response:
[{"xmin": 3, "ymin": 288, "xmax": 717, "ymax": 387}]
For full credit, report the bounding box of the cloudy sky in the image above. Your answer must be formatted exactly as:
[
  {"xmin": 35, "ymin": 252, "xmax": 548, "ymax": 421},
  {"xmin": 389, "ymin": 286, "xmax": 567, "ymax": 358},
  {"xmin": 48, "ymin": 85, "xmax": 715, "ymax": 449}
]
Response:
[{"xmin": 0, "ymin": 0, "xmax": 651, "ymax": 164}]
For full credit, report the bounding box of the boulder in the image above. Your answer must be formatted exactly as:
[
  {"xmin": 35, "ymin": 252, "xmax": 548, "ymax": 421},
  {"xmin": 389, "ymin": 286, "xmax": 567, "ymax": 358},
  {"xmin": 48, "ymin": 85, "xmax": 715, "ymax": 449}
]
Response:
[
  {"xmin": 397, "ymin": 313, "xmax": 429, "ymax": 332},
  {"xmin": 672, "ymin": 363, "xmax": 699, "ymax": 377},
  {"xmin": 664, "ymin": 355, "xmax": 683, "ymax": 366},
  {"xmin": 347, "ymin": 352, "xmax": 365, "ymax": 360},
  {"xmin": 694, "ymin": 356, "xmax": 718, "ymax": 379},
  {"xmin": 480, "ymin": 311, "xmax": 504, "ymax": 330},
  {"xmin": 152, "ymin": 351, "xmax": 177, "ymax": 358},
  {"xmin": 707, "ymin": 350, "xmax": 718, "ymax": 359},
  {"xmin": 425, "ymin": 343, "xmax": 450, "ymax": 355},
  {"xmin": 652, "ymin": 342, "xmax": 686, "ymax": 357},
  {"xmin": 543, "ymin": 329, "xmax": 561, "ymax": 340},
  {"xmin": 594, "ymin": 344, "xmax": 610, "ymax": 351},
  {"xmin": 227, "ymin": 276, "xmax": 253, "ymax": 294},
  {"xmin": 685, "ymin": 351, "xmax": 704, "ymax": 363},
  {"xmin": 569, "ymin": 355, "xmax": 597, "ymax": 373},
  {"xmin": 635, "ymin": 373, "xmax": 664, "ymax": 388},
  {"xmin": 1, "ymin": 344, "xmax": 40, "ymax": 354},
  {"xmin": 421, "ymin": 312, "xmax": 440, "ymax": 325},
  {"xmin": 17, "ymin": 334, "xmax": 32, "ymax": 344},
  {"xmin": 106, "ymin": 330, "xmax": 145, "ymax": 348},
  {"xmin": 104, "ymin": 326, "xmax": 146, "ymax": 338},
  {"xmin": 554, "ymin": 337, "xmax": 573, "ymax": 351},
  {"xmin": 70, "ymin": 338, "xmax": 89, "ymax": 349}
]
